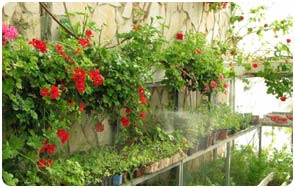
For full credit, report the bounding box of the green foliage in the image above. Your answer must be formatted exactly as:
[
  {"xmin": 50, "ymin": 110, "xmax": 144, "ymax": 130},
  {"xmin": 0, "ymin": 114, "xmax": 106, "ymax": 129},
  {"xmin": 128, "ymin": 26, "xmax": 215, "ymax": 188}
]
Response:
[
  {"xmin": 3, "ymin": 171, "xmax": 19, "ymax": 186},
  {"xmin": 162, "ymin": 32, "xmax": 227, "ymax": 94},
  {"xmin": 46, "ymin": 160, "xmax": 86, "ymax": 185}
]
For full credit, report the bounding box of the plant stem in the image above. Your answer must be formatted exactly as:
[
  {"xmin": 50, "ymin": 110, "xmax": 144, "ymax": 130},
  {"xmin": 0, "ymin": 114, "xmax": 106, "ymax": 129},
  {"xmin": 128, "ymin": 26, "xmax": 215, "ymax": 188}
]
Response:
[{"xmin": 39, "ymin": 2, "xmax": 79, "ymax": 39}]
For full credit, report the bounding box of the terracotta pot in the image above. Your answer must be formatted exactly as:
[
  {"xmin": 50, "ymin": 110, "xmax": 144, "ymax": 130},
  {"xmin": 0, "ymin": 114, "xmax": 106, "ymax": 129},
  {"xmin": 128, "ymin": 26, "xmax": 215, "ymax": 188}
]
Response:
[
  {"xmin": 144, "ymin": 161, "xmax": 160, "ymax": 174},
  {"xmin": 158, "ymin": 158, "xmax": 170, "ymax": 169},
  {"xmin": 134, "ymin": 167, "xmax": 145, "ymax": 178},
  {"xmin": 217, "ymin": 129, "xmax": 228, "ymax": 140},
  {"xmin": 171, "ymin": 152, "xmax": 182, "ymax": 164}
]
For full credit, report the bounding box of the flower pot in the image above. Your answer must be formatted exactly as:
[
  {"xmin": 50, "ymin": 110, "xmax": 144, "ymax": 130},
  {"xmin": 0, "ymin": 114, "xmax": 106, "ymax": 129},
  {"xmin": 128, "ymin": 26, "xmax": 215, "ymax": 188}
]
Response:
[
  {"xmin": 171, "ymin": 152, "xmax": 182, "ymax": 164},
  {"xmin": 134, "ymin": 166, "xmax": 145, "ymax": 178},
  {"xmin": 112, "ymin": 174, "xmax": 123, "ymax": 186},
  {"xmin": 158, "ymin": 157, "xmax": 171, "ymax": 169},
  {"xmin": 250, "ymin": 115, "xmax": 260, "ymax": 125},
  {"xmin": 216, "ymin": 129, "xmax": 228, "ymax": 140},
  {"xmin": 144, "ymin": 161, "xmax": 160, "ymax": 174},
  {"xmin": 102, "ymin": 176, "xmax": 113, "ymax": 186}
]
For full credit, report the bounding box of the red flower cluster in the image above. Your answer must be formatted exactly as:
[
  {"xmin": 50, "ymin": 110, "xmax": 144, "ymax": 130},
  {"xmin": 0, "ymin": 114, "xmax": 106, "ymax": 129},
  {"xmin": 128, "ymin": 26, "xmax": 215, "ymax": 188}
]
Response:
[
  {"xmin": 223, "ymin": 82, "xmax": 229, "ymax": 89},
  {"xmin": 121, "ymin": 117, "xmax": 130, "ymax": 127},
  {"xmin": 79, "ymin": 102, "xmax": 85, "ymax": 112},
  {"xmin": 88, "ymin": 69, "xmax": 104, "ymax": 87},
  {"xmin": 280, "ymin": 95, "xmax": 287, "ymax": 102},
  {"xmin": 252, "ymin": 63, "xmax": 258, "ymax": 68},
  {"xmin": 29, "ymin": 38, "xmax": 47, "ymax": 53},
  {"xmin": 39, "ymin": 140, "xmax": 55, "ymax": 154},
  {"xmin": 138, "ymin": 85, "xmax": 147, "ymax": 105},
  {"xmin": 140, "ymin": 111, "xmax": 145, "ymax": 119},
  {"xmin": 40, "ymin": 86, "xmax": 59, "ymax": 99},
  {"xmin": 72, "ymin": 67, "xmax": 86, "ymax": 93},
  {"xmin": 95, "ymin": 123, "xmax": 104, "ymax": 132},
  {"xmin": 55, "ymin": 44, "xmax": 74, "ymax": 64},
  {"xmin": 176, "ymin": 33, "xmax": 184, "ymax": 40},
  {"xmin": 286, "ymin": 38, "xmax": 291, "ymax": 43},
  {"xmin": 50, "ymin": 85, "xmax": 59, "ymax": 99},
  {"xmin": 85, "ymin": 29, "xmax": 93, "ymax": 38},
  {"xmin": 210, "ymin": 80, "xmax": 218, "ymax": 89},
  {"xmin": 37, "ymin": 158, "xmax": 53, "ymax": 169},
  {"xmin": 78, "ymin": 38, "xmax": 91, "ymax": 48},
  {"xmin": 57, "ymin": 129, "xmax": 69, "ymax": 144}
]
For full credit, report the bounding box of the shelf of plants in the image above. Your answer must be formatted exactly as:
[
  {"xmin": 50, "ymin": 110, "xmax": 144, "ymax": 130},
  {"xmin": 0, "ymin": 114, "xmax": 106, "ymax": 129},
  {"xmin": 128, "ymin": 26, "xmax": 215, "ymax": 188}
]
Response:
[{"xmin": 124, "ymin": 125, "xmax": 261, "ymax": 186}]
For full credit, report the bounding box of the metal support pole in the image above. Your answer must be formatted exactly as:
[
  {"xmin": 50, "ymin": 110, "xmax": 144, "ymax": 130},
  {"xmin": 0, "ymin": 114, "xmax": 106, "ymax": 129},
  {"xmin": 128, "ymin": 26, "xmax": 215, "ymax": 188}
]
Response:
[
  {"xmin": 178, "ymin": 160, "xmax": 183, "ymax": 186},
  {"xmin": 258, "ymin": 126, "xmax": 262, "ymax": 156},
  {"xmin": 225, "ymin": 142, "xmax": 231, "ymax": 186}
]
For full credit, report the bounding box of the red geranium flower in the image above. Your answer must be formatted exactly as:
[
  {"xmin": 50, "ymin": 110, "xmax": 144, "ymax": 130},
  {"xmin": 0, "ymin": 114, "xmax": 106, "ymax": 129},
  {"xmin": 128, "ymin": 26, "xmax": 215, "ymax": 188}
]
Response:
[
  {"xmin": 73, "ymin": 67, "xmax": 86, "ymax": 93},
  {"xmin": 210, "ymin": 81, "xmax": 218, "ymax": 89},
  {"xmin": 78, "ymin": 38, "xmax": 91, "ymax": 48},
  {"xmin": 95, "ymin": 123, "xmax": 104, "ymax": 132},
  {"xmin": 57, "ymin": 129, "xmax": 69, "ymax": 144},
  {"xmin": 85, "ymin": 29, "xmax": 93, "ymax": 38},
  {"xmin": 79, "ymin": 102, "xmax": 85, "ymax": 112},
  {"xmin": 280, "ymin": 95, "xmax": 287, "ymax": 102},
  {"xmin": 140, "ymin": 96, "xmax": 147, "ymax": 105},
  {"xmin": 55, "ymin": 44, "xmax": 63, "ymax": 53},
  {"xmin": 176, "ymin": 33, "xmax": 184, "ymax": 40},
  {"xmin": 140, "ymin": 111, "xmax": 145, "ymax": 119},
  {"xmin": 88, "ymin": 69, "xmax": 104, "ymax": 87},
  {"xmin": 286, "ymin": 39, "xmax": 291, "ymax": 43},
  {"xmin": 252, "ymin": 63, "xmax": 258, "ymax": 68},
  {"xmin": 37, "ymin": 159, "xmax": 47, "ymax": 169},
  {"xmin": 47, "ymin": 144, "xmax": 55, "ymax": 154},
  {"xmin": 121, "ymin": 117, "xmax": 130, "ymax": 127},
  {"xmin": 138, "ymin": 85, "xmax": 145, "ymax": 95},
  {"xmin": 29, "ymin": 38, "xmax": 47, "ymax": 53},
  {"xmin": 39, "ymin": 140, "xmax": 49, "ymax": 153},
  {"xmin": 50, "ymin": 85, "xmax": 59, "ymax": 99},
  {"xmin": 40, "ymin": 88, "xmax": 48, "ymax": 97},
  {"xmin": 223, "ymin": 82, "xmax": 229, "ymax": 88}
]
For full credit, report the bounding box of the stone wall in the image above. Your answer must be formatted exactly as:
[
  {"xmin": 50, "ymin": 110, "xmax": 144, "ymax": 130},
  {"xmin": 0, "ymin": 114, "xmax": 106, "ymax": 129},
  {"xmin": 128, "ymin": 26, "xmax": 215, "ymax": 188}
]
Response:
[
  {"xmin": 3, "ymin": 2, "xmax": 231, "ymax": 42},
  {"xmin": 2, "ymin": 2, "xmax": 231, "ymax": 153}
]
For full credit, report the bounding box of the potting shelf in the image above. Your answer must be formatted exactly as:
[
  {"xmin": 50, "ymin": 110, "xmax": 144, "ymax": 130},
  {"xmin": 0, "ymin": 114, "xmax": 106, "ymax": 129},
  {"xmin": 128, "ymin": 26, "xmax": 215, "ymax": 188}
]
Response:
[
  {"xmin": 123, "ymin": 125, "xmax": 261, "ymax": 186},
  {"xmin": 122, "ymin": 123, "xmax": 293, "ymax": 186}
]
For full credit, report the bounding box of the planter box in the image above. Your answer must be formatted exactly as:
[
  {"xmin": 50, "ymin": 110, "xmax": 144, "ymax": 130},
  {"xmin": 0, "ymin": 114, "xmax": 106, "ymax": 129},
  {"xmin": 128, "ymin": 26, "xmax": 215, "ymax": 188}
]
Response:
[{"xmin": 263, "ymin": 112, "xmax": 292, "ymax": 125}]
